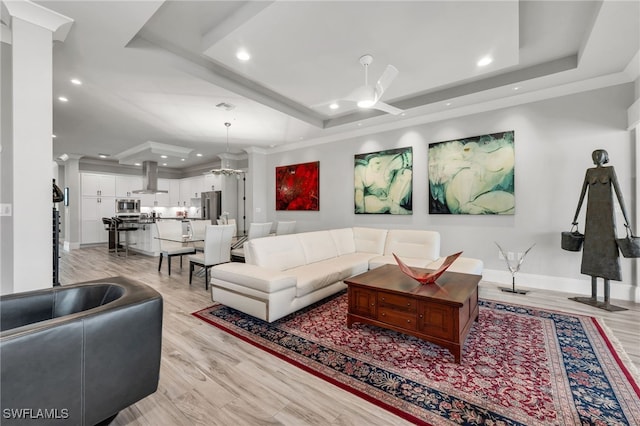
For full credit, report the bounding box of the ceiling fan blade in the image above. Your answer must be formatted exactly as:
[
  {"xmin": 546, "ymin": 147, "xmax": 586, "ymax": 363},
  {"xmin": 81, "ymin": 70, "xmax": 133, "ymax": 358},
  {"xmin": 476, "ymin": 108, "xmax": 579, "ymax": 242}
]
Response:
[
  {"xmin": 373, "ymin": 101, "xmax": 404, "ymax": 115},
  {"xmin": 376, "ymin": 64, "xmax": 399, "ymax": 96}
]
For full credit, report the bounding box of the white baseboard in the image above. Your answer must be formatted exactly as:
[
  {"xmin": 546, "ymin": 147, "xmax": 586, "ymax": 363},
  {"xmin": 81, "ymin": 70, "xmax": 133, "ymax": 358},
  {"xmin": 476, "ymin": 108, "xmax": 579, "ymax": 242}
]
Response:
[
  {"xmin": 482, "ymin": 269, "xmax": 640, "ymax": 303},
  {"xmin": 63, "ymin": 241, "xmax": 80, "ymax": 251}
]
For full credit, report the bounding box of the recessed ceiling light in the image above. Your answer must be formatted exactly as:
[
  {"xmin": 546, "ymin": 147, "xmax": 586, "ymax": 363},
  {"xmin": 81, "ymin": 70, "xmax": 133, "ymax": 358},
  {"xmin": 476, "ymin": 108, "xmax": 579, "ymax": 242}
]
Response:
[
  {"xmin": 357, "ymin": 123, "xmax": 362, "ymax": 126},
  {"xmin": 70, "ymin": 78, "xmax": 82, "ymax": 85},
  {"xmin": 329, "ymin": 103, "xmax": 339, "ymax": 110},
  {"xmin": 162, "ymin": 163, "xmax": 167, "ymax": 166},
  {"xmin": 513, "ymin": 86, "xmax": 520, "ymax": 91},
  {"xmin": 134, "ymin": 162, "xmax": 141, "ymax": 166},
  {"xmin": 58, "ymin": 96, "xmax": 68, "ymax": 102},
  {"xmin": 160, "ymin": 155, "xmax": 168, "ymax": 159},
  {"xmin": 98, "ymin": 153, "xmax": 108, "ymax": 158},
  {"xmin": 196, "ymin": 153, "xmax": 203, "ymax": 157},
  {"xmin": 477, "ymin": 56, "xmax": 493, "ymax": 67},
  {"xmin": 400, "ymin": 113, "xmax": 406, "ymax": 116},
  {"xmin": 236, "ymin": 50, "xmax": 251, "ymax": 61},
  {"xmin": 181, "ymin": 158, "xmax": 185, "ymax": 162},
  {"xmin": 52, "ymin": 134, "xmax": 57, "ymax": 138},
  {"xmin": 445, "ymin": 102, "xmax": 452, "ymax": 106}
]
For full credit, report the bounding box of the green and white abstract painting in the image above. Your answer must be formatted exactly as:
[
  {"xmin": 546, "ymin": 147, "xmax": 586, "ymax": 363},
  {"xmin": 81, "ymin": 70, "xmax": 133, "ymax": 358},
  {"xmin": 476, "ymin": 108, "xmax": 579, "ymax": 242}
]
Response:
[{"xmin": 428, "ymin": 131, "xmax": 515, "ymax": 214}]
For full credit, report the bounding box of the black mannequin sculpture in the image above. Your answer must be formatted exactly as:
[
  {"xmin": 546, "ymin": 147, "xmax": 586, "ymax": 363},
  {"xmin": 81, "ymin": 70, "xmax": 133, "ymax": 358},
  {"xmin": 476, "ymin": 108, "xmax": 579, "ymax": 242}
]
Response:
[{"xmin": 570, "ymin": 149, "xmax": 631, "ymax": 311}]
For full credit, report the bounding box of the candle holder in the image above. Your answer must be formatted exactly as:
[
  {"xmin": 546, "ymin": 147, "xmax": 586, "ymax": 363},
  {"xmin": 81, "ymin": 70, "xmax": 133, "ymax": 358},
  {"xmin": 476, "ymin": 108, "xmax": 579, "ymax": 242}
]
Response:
[{"xmin": 495, "ymin": 242, "xmax": 535, "ymax": 294}]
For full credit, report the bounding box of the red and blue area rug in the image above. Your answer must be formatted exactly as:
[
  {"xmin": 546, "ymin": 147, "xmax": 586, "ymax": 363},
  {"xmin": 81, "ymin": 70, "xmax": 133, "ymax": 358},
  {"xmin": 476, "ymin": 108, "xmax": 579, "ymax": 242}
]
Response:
[{"xmin": 193, "ymin": 292, "xmax": 640, "ymax": 425}]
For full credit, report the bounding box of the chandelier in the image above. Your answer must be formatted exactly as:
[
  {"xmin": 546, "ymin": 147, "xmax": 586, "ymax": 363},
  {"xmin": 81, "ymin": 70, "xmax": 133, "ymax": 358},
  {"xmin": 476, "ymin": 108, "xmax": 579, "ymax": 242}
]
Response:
[{"xmin": 211, "ymin": 122, "xmax": 244, "ymax": 176}]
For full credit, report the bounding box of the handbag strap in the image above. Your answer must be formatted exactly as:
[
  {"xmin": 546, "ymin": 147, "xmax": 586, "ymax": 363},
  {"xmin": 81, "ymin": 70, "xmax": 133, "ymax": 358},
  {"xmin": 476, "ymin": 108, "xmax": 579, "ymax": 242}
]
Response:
[{"xmin": 624, "ymin": 224, "xmax": 635, "ymax": 238}]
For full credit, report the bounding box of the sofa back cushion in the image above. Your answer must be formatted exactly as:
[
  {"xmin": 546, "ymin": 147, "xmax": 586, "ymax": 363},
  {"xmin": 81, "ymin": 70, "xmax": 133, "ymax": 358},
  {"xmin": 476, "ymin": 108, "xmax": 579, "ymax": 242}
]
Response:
[
  {"xmin": 247, "ymin": 235, "xmax": 306, "ymax": 271},
  {"xmin": 330, "ymin": 228, "xmax": 356, "ymax": 255},
  {"xmin": 384, "ymin": 229, "xmax": 440, "ymax": 261},
  {"xmin": 353, "ymin": 227, "xmax": 388, "ymax": 254},
  {"xmin": 297, "ymin": 231, "xmax": 339, "ymax": 264}
]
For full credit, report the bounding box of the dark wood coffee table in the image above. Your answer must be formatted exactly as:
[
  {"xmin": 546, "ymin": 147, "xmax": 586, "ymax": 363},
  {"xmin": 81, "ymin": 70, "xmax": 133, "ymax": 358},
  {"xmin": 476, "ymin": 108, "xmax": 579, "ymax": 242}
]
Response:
[{"xmin": 345, "ymin": 264, "xmax": 481, "ymax": 363}]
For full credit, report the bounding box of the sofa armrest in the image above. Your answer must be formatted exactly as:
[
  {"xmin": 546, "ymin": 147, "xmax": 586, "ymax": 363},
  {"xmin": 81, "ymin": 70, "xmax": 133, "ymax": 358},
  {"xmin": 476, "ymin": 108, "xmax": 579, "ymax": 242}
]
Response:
[{"xmin": 211, "ymin": 263, "xmax": 297, "ymax": 293}]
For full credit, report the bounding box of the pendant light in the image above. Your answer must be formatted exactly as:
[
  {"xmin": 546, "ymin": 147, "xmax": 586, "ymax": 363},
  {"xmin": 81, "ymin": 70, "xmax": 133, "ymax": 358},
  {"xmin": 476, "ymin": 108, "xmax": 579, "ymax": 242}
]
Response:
[{"xmin": 211, "ymin": 122, "xmax": 244, "ymax": 176}]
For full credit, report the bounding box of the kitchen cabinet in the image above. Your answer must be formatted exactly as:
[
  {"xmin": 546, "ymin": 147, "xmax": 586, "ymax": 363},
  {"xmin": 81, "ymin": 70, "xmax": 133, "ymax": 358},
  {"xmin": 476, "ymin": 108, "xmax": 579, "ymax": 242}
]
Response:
[
  {"xmin": 81, "ymin": 173, "xmax": 116, "ymax": 197},
  {"xmin": 179, "ymin": 177, "xmax": 204, "ymax": 206},
  {"xmin": 153, "ymin": 179, "xmax": 173, "ymax": 207},
  {"xmin": 178, "ymin": 178, "xmax": 192, "ymax": 207},
  {"xmin": 202, "ymin": 173, "xmax": 220, "ymax": 194},
  {"xmin": 81, "ymin": 196, "xmax": 115, "ymax": 244},
  {"xmin": 115, "ymin": 175, "xmax": 142, "ymax": 198}
]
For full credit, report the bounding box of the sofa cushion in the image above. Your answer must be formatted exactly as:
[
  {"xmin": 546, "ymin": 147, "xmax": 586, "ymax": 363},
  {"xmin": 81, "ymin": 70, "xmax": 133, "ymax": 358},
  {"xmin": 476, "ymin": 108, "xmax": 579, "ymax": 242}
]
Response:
[
  {"xmin": 291, "ymin": 262, "xmax": 342, "ymax": 297},
  {"xmin": 211, "ymin": 263, "xmax": 296, "ymax": 293},
  {"xmin": 247, "ymin": 235, "xmax": 305, "ymax": 271},
  {"xmin": 327, "ymin": 253, "xmax": 373, "ymax": 280},
  {"xmin": 368, "ymin": 255, "xmax": 431, "ymax": 270},
  {"xmin": 330, "ymin": 228, "xmax": 356, "ymax": 255},
  {"xmin": 297, "ymin": 231, "xmax": 338, "ymax": 264},
  {"xmin": 353, "ymin": 227, "xmax": 387, "ymax": 254},
  {"xmin": 384, "ymin": 230, "xmax": 440, "ymax": 261}
]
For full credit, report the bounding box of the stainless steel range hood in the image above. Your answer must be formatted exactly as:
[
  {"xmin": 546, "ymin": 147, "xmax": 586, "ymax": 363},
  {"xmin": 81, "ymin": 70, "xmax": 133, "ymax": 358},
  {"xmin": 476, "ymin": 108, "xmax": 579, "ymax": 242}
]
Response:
[{"xmin": 132, "ymin": 161, "xmax": 168, "ymax": 194}]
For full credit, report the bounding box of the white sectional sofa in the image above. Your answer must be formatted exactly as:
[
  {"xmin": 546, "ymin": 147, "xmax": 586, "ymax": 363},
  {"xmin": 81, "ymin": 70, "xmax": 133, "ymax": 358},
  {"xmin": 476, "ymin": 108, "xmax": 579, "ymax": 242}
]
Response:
[{"xmin": 210, "ymin": 227, "xmax": 483, "ymax": 322}]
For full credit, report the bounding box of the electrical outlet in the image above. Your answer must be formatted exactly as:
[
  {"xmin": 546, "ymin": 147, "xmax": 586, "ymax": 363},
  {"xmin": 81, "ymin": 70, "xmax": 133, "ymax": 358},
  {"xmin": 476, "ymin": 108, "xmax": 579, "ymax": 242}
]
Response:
[
  {"xmin": 498, "ymin": 250, "xmax": 505, "ymax": 260},
  {"xmin": 507, "ymin": 252, "xmax": 515, "ymax": 260},
  {"xmin": 0, "ymin": 203, "xmax": 11, "ymax": 216}
]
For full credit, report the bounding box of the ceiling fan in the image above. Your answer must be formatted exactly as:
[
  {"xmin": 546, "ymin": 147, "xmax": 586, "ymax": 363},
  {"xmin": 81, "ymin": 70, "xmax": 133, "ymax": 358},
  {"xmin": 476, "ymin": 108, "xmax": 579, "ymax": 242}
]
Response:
[{"xmin": 328, "ymin": 54, "xmax": 404, "ymax": 115}]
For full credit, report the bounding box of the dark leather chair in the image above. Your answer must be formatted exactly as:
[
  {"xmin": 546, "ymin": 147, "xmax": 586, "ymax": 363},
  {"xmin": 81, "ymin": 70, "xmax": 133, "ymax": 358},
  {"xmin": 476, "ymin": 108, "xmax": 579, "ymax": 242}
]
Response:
[{"xmin": 0, "ymin": 277, "xmax": 163, "ymax": 425}]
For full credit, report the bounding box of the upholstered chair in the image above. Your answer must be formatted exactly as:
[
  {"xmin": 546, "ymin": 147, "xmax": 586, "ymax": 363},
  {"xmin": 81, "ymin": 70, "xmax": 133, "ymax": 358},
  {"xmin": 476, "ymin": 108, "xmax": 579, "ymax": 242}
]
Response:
[
  {"xmin": 156, "ymin": 221, "xmax": 196, "ymax": 275},
  {"xmin": 230, "ymin": 222, "xmax": 272, "ymax": 261},
  {"xmin": 188, "ymin": 224, "xmax": 235, "ymax": 289},
  {"xmin": 216, "ymin": 218, "xmax": 237, "ymax": 237},
  {"xmin": 189, "ymin": 219, "xmax": 209, "ymax": 251},
  {"xmin": 276, "ymin": 220, "xmax": 296, "ymax": 235},
  {"xmin": 0, "ymin": 277, "xmax": 163, "ymax": 426}
]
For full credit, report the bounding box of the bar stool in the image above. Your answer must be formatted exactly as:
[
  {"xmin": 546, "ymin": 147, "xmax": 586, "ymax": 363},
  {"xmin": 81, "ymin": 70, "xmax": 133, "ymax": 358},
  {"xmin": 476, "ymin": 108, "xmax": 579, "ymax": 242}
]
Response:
[{"xmin": 112, "ymin": 217, "xmax": 138, "ymax": 257}]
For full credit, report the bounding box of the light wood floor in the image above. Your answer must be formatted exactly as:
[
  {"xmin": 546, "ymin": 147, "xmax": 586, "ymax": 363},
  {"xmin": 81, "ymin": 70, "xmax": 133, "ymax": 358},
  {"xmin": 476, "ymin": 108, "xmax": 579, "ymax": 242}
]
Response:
[{"xmin": 59, "ymin": 246, "xmax": 640, "ymax": 426}]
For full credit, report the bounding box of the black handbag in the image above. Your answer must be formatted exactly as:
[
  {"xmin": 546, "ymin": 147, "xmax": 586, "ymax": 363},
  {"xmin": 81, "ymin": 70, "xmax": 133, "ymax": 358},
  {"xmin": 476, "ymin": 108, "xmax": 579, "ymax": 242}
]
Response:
[
  {"xmin": 616, "ymin": 226, "xmax": 640, "ymax": 258},
  {"xmin": 561, "ymin": 223, "xmax": 584, "ymax": 252}
]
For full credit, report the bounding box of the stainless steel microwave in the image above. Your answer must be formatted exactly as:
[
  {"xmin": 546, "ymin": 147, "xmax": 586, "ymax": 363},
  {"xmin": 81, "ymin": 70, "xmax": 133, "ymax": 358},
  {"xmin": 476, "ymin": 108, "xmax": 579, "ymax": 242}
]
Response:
[{"xmin": 115, "ymin": 199, "xmax": 140, "ymax": 214}]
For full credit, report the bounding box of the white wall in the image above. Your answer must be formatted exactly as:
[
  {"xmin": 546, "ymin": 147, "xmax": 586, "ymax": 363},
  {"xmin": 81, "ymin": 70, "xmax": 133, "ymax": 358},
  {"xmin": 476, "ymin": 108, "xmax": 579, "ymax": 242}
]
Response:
[
  {"xmin": 0, "ymin": 42, "xmax": 13, "ymax": 294},
  {"xmin": 266, "ymin": 83, "xmax": 637, "ymax": 298}
]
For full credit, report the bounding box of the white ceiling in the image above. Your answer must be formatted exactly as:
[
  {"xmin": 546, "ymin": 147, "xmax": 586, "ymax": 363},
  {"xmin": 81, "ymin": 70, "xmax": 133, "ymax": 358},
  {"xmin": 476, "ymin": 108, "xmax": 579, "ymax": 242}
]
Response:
[{"xmin": 18, "ymin": 0, "xmax": 640, "ymax": 169}]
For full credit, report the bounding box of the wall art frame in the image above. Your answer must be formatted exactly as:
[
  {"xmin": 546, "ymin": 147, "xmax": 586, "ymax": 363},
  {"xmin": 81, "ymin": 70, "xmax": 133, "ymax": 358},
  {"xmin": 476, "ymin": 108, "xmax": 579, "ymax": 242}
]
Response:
[
  {"xmin": 354, "ymin": 146, "xmax": 413, "ymax": 215},
  {"xmin": 275, "ymin": 161, "xmax": 320, "ymax": 211},
  {"xmin": 428, "ymin": 131, "xmax": 515, "ymax": 215}
]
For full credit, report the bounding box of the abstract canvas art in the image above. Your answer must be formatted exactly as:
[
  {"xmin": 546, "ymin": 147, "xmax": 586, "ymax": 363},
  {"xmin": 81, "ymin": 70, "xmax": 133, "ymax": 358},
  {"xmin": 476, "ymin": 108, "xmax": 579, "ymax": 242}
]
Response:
[
  {"xmin": 354, "ymin": 147, "xmax": 412, "ymax": 214},
  {"xmin": 428, "ymin": 131, "xmax": 515, "ymax": 214},
  {"xmin": 275, "ymin": 161, "xmax": 319, "ymax": 211}
]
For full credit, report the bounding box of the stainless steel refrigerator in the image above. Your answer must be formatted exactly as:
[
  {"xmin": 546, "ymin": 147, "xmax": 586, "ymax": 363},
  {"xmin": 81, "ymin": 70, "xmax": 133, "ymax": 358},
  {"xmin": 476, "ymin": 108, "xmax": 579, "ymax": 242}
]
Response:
[{"xmin": 201, "ymin": 191, "xmax": 221, "ymax": 222}]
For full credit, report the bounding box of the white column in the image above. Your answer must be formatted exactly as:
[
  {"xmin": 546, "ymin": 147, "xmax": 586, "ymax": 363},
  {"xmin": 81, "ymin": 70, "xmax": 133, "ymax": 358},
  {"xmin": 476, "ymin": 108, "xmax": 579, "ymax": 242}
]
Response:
[
  {"xmin": 61, "ymin": 154, "xmax": 82, "ymax": 251},
  {"xmin": 4, "ymin": 1, "xmax": 72, "ymax": 292},
  {"xmin": 244, "ymin": 147, "xmax": 268, "ymax": 223}
]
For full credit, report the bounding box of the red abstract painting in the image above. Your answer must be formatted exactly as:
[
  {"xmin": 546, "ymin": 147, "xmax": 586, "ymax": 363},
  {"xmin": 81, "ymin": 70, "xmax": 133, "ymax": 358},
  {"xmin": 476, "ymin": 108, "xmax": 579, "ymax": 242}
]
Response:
[{"xmin": 275, "ymin": 161, "xmax": 319, "ymax": 211}]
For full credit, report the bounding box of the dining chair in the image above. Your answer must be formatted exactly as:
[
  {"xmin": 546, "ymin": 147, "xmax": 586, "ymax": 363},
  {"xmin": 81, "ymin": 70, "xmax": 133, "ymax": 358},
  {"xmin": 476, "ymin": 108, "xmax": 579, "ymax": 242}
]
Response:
[
  {"xmin": 275, "ymin": 220, "xmax": 296, "ymax": 235},
  {"xmin": 189, "ymin": 220, "xmax": 208, "ymax": 251},
  {"xmin": 248, "ymin": 221, "xmax": 273, "ymax": 239},
  {"xmin": 230, "ymin": 222, "xmax": 272, "ymax": 261},
  {"xmin": 188, "ymin": 224, "xmax": 235, "ymax": 289},
  {"xmin": 216, "ymin": 218, "xmax": 237, "ymax": 237},
  {"xmin": 156, "ymin": 221, "xmax": 196, "ymax": 276}
]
